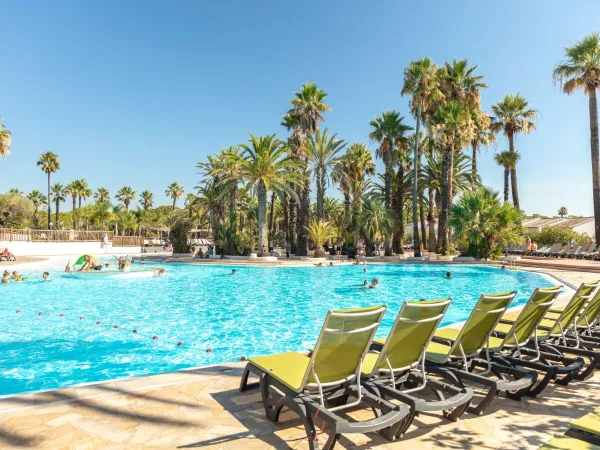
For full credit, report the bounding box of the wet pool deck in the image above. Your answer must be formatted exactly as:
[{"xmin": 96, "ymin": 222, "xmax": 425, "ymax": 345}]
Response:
[{"xmin": 1, "ymin": 266, "xmax": 599, "ymax": 449}]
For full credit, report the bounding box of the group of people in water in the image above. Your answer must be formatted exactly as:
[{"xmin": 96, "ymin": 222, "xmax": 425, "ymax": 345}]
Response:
[{"xmin": 1, "ymin": 270, "xmax": 50, "ymax": 283}]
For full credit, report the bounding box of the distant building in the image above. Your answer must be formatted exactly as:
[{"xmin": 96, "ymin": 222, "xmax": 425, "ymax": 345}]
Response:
[{"xmin": 522, "ymin": 217, "xmax": 595, "ymax": 237}]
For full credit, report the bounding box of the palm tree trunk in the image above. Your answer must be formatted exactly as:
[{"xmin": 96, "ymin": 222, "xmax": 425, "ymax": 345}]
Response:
[
  {"xmin": 508, "ymin": 133, "xmax": 520, "ymax": 210},
  {"xmin": 428, "ymin": 189, "xmax": 436, "ymax": 252},
  {"xmin": 503, "ymin": 167, "xmax": 510, "ymax": 202},
  {"xmin": 436, "ymin": 192, "xmax": 443, "ymax": 249},
  {"xmin": 394, "ymin": 165, "xmax": 405, "ymax": 255},
  {"xmin": 55, "ymin": 200, "xmax": 59, "ymax": 226},
  {"xmin": 316, "ymin": 168, "xmax": 325, "ymax": 220},
  {"xmin": 419, "ymin": 203, "xmax": 427, "ymax": 251},
  {"xmin": 257, "ymin": 181, "xmax": 268, "ymax": 257},
  {"xmin": 412, "ymin": 110, "xmax": 421, "ymax": 257},
  {"xmin": 383, "ymin": 152, "xmax": 394, "ymax": 256},
  {"xmin": 440, "ymin": 145, "xmax": 452, "ymax": 255},
  {"xmin": 268, "ymin": 192, "xmax": 276, "ymax": 238},
  {"xmin": 172, "ymin": 198, "xmax": 176, "ymax": 211},
  {"xmin": 297, "ymin": 176, "xmax": 310, "ymax": 256},
  {"xmin": 589, "ymin": 87, "xmax": 600, "ymax": 247},
  {"xmin": 72, "ymin": 196, "xmax": 76, "ymax": 229},
  {"xmin": 282, "ymin": 193, "xmax": 289, "ymax": 242},
  {"xmin": 471, "ymin": 141, "xmax": 478, "ymax": 189},
  {"xmin": 47, "ymin": 173, "xmax": 51, "ymax": 229},
  {"xmin": 289, "ymin": 193, "xmax": 297, "ymax": 253}
]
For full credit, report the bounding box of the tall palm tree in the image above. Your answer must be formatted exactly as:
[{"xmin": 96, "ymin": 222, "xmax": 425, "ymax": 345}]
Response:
[
  {"xmin": 51, "ymin": 183, "xmax": 66, "ymax": 226},
  {"xmin": 94, "ymin": 187, "xmax": 110, "ymax": 203},
  {"xmin": 235, "ymin": 134, "xmax": 303, "ymax": 256},
  {"xmin": 553, "ymin": 33, "xmax": 600, "ymax": 245},
  {"xmin": 64, "ymin": 181, "xmax": 79, "ymax": 229},
  {"xmin": 280, "ymin": 114, "xmax": 303, "ymax": 251},
  {"xmin": 333, "ymin": 143, "xmax": 375, "ymax": 223},
  {"xmin": 27, "ymin": 190, "xmax": 47, "ymax": 227},
  {"xmin": 115, "ymin": 186, "xmax": 136, "ymax": 212},
  {"xmin": 558, "ymin": 206, "xmax": 568, "ymax": 218},
  {"xmin": 305, "ymin": 129, "xmax": 346, "ymax": 220},
  {"xmin": 165, "ymin": 182, "xmax": 184, "ymax": 210},
  {"xmin": 430, "ymin": 101, "xmax": 469, "ymax": 254},
  {"xmin": 139, "ymin": 190, "xmax": 154, "ymax": 210},
  {"xmin": 490, "ymin": 93, "xmax": 537, "ymax": 210},
  {"xmin": 213, "ymin": 146, "xmax": 244, "ymax": 235},
  {"xmin": 36, "ymin": 152, "xmax": 60, "ymax": 229},
  {"xmin": 402, "ymin": 57, "xmax": 442, "ymax": 256},
  {"xmin": 184, "ymin": 193, "xmax": 198, "ymax": 219},
  {"xmin": 359, "ymin": 197, "xmax": 392, "ymax": 256},
  {"xmin": 368, "ymin": 111, "xmax": 413, "ymax": 254},
  {"xmin": 470, "ymin": 110, "xmax": 494, "ymax": 186},
  {"xmin": 0, "ymin": 121, "xmax": 12, "ymax": 158},
  {"xmin": 288, "ymin": 82, "xmax": 331, "ymax": 256},
  {"xmin": 493, "ymin": 151, "xmax": 520, "ymax": 203},
  {"xmin": 76, "ymin": 179, "xmax": 92, "ymax": 209}
]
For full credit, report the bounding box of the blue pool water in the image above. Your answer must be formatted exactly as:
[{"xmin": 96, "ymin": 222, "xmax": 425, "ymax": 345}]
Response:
[{"xmin": 0, "ymin": 261, "xmax": 559, "ymax": 396}]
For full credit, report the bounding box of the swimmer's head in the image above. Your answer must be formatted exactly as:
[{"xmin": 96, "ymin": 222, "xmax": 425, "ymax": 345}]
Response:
[
  {"xmin": 43, "ymin": 272, "xmax": 49, "ymax": 280},
  {"xmin": 363, "ymin": 268, "xmax": 367, "ymax": 272},
  {"xmin": 371, "ymin": 278, "xmax": 379, "ymax": 287},
  {"xmin": 231, "ymin": 269, "xmax": 236, "ymax": 275},
  {"xmin": 446, "ymin": 272, "xmax": 452, "ymax": 278},
  {"xmin": 363, "ymin": 280, "xmax": 369, "ymax": 286}
]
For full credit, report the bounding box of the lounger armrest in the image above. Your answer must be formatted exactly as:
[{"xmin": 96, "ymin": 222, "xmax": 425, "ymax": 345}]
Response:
[
  {"xmin": 431, "ymin": 336, "xmax": 454, "ymax": 346},
  {"xmin": 548, "ymin": 308, "xmax": 562, "ymax": 314},
  {"xmin": 498, "ymin": 319, "xmax": 515, "ymax": 325}
]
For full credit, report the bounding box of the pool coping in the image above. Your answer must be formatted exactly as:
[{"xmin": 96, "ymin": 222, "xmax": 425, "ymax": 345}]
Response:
[{"xmin": 0, "ymin": 262, "xmax": 579, "ymax": 404}]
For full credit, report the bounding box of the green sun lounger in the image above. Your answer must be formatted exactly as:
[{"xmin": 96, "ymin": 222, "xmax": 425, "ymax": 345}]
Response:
[
  {"xmin": 539, "ymin": 435, "xmax": 600, "ymax": 449},
  {"xmin": 500, "ymin": 281, "xmax": 599, "ymax": 384},
  {"xmin": 565, "ymin": 408, "xmax": 600, "ymax": 446},
  {"xmin": 491, "ymin": 285, "xmax": 571, "ymax": 397},
  {"xmin": 362, "ymin": 299, "xmax": 473, "ymax": 438},
  {"xmin": 423, "ymin": 291, "xmax": 539, "ymax": 415},
  {"xmin": 239, "ymin": 305, "xmax": 410, "ymax": 450}
]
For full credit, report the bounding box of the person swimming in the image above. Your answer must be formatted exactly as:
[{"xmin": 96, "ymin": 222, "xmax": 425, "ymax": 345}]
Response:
[
  {"xmin": 65, "ymin": 260, "xmax": 71, "ymax": 272},
  {"xmin": 154, "ymin": 268, "xmax": 165, "ymax": 277},
  {"xmin": 369, "ymin": 278, "xmax": 379, "ymax": 289},
  {"xmin": 42, "ymin": 272, "xmax": 50, "ymax": 281},
  {"xmin": 1, "ymin": 272, "xmax": 9, "ymax": 284},
  {"xmin": 446, "ymin": 272, "xmax": 452, "ymax": 279},
  {"xmin": 11, "ymin": 271, "xmax": 24, "ymax": 281},
  {"xmin": 361, "ymin": 280, "xmax": 369, "ymax": 288},
  {"xmin": 363, "ymin": 268, "xmax": 367, "ymax": 273},
  {"xmin": 231, "ymin": 269, "xmax": 236, "ymax": 275}
]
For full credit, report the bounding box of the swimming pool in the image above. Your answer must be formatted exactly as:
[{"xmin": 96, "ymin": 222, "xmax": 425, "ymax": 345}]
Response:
[{"xmin": 0, "ymin": 261, "xmax": 560, "ymax": 396}]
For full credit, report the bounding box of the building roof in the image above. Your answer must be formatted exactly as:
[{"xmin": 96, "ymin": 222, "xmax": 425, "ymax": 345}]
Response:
[
  {"xmin": 553, "ymin": 217, "xmax": 594, "ymax": 229},
  {"xmin": 522, "ymin": 217, "xmax": 564, "ymax": 228}
]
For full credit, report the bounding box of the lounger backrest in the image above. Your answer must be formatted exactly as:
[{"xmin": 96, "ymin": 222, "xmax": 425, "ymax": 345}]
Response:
[
  {"xmin": 548, "ymin": 243, "xmax": 561, "ymax": 253},
  {"xmin": 449, "ymin": 292, "xmax": 516, "ymax": 357},
  {"xmin": 305, "ymin": 305, "xmax": 386, "ymax": 387},
  {"xmin": 368, "ymin": 299, "xmax": 450, "ymax": 375},
  {"xmin": 499, "ymin": 286, "xmax": 562, "ymax": 349},
  {"xmin": 548, "ymin": 281, "xmax": 600, "ymax": 337},
  {"xmin": 576, "ymin": 286, "xmax": 600, "ymax": 329}
]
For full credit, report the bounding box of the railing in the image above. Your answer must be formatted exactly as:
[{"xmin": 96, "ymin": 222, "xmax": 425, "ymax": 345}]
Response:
[
  {"xmin": 0, "ymin": 229, "xmax": 141, "ymax": 246},
  {"xmin": 112, "ymin": 236, "xmax": 143, "ymax": 247}
]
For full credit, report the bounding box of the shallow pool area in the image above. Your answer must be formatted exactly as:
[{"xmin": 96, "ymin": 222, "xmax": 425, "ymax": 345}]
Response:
[{"xmin": 0, "ymin": 261, "xmax": 560, "ymax": 396}]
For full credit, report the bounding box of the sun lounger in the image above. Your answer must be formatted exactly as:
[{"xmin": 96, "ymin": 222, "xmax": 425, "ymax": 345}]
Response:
[
  {"xmin": 499, "ymin": 282, "xmax": 599, "ymax": 387},
  {"xmin": 491, "ymin": 286, "xmax": 573, "ymax": 397},
  {"xmin": 539, "ymin": 434, "xmax": 600, "ymax": 449},
  {"xmin": 551, "ymin": 244, "xmax": 570, "ymax": 258},
  {"xmin": 239, "ymin": 305, "xmax": 410, "ymax": 449},
  {"xmin": 423, "ymin": 292, "xmax": 538, "ymax": 416},
  {"xmin": 566, "ymin": 408, "xmax": 600, "ymax": 446},
  {"xmin": 363, "ymin": 299, "xmax": 473, "ymax": 438}
]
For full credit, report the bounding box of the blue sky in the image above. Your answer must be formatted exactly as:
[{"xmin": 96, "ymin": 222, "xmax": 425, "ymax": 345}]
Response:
[{"xmin": 1, "ymin": 0, "xmax": 598, "ymax": 216}]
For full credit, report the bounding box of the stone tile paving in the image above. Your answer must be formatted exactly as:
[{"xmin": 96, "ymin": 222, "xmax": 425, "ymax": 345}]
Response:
[{"xmin": 0, "ymin": 362, "xmax": 599, "ymax": 449}]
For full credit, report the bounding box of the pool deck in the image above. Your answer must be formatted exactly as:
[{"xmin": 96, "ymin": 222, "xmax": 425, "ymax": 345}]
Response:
[{"xmin": 1, "ymin": 265, "xmax": 599, "ymax": 449}]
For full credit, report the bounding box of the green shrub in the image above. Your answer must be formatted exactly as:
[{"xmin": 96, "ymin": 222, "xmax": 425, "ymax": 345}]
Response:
[
  {"xmin": 529, "ymin": 227, "xmax": 593, "ymax": 246},
  {"xmin": 168, "ymin": 217, "xmax": 192, "ymax": 253},
  {"xmin": 0, "ymin": 194, "xmax": 34, "ymax": 228}
]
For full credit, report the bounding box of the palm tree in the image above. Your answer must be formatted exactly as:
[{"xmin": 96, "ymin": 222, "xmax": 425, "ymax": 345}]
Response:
[
  {"xmin": 94, "ymin": 187, "xmax": 110, "ymax": 203},
  {"xmin": 470, "ymin": 110, "xmax": 494, "ymax": 186},
  {"xmin": 27, "ymin": 190, "xmax": 47, "ymax": 227},
  {"xmin": 64, "ymin": 181, "xmax": 79, "ymax": 229},
  {"xmin": 212, "ymin": 146, "xmax": 244, "ymax": 236},
  {"xmin": 8, "ymin": 188, "xmax": 23, "ymax": 195},
  {"xmin": 0, "ymin": 121, "xmax": 12, "ymax": 158},
  {"xmin": 306, "ymin": 220, "xmax": 335, "ymax": 258},
  {"xmin": 369, "ymin": 111, "xmax": 413, "ymax": 255},
  {"xmin": 50, "ymin": 183, "xmax": 65, "ymax": 226},
  {"xmin": 558, "ymin": 206, "xmax": 568, "ymax": 218},
  {"xmin": 36, "ymin": 152, "xmax": 60, "ymax": 228},
  {"xmin": 490, "ymin": 94, "xmax": 537, "ymax": 210},
  {"xmin": 430, "ymin": 101, "xmax": 469, "ymax": 254},
  {"xmin": 553, "ymin": 33, "xmax": 600, "ymax": 245},
  {"xmin": 165, "ymin": 182, "xmax": 184, "ymax": 210},
  {"xmin": 288, "ymin": 82, "xmax": 332, "ymax": 256},
  {"xmin": 402, "ymin": 57, "xmax": 442, "ymax": 256},
  {"xmin": 184, "ymin": 193, "xmax": 197, "ymax": 219},
  {"xmin": 235, "ymin": 134, "xmax": 303, "ymax": 256},
  {"xmin": 76, "ymin": 179, "xmax": 92, "ymax": 209},
  {"xmin": 493, "ymin": 151, "xmax": 520, "ymax": 203},
  {"xmin": 305, "ymin": 129, "xmax": 346, "ymax": 220},
  {"xmin": 115, "ymin": 186, "xmax": 136, "ymax": 212},
  {"xmin": 359, "ymin": 197, "xmax": 393, "ymax": 256},
  {"xmin": 139, "ymin": 190, "xmax": 154, "ymax": 210}
]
